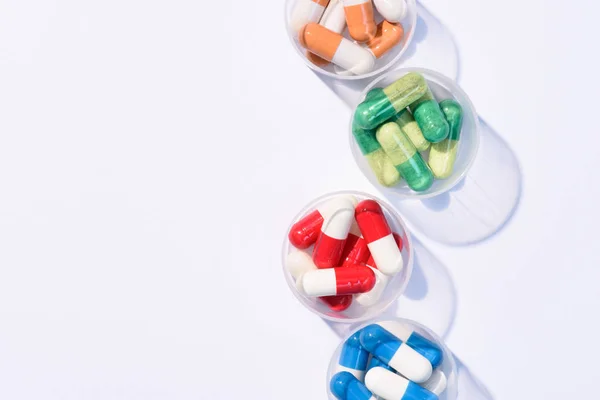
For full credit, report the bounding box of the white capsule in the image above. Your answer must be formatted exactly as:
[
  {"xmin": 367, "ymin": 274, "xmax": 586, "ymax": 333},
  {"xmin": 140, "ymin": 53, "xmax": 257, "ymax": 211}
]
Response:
[
  {"xmin": 366, "ymin": 367, "xmax": 438, "ymax": 400},
  {"xmin": 333, "ymin": 40, "xmax": 376, "ymax": 75},
  {"xmin": 354, "ymin": 266, "xmax": 389, "ymax": 306},
  {"xmin": 373, "ymin": 0, "xmax": 407, "ymax": 23},
  {"xmin": 320, "ymin": 0, "xmax": 346, "ymax": 33},
  {"xmin": 290, "ymin": 0, "xmax": 330, "ymax": 33},
  {"xmin": 421, "ymin": 369, "xmax": 447, "ymax": 396},
  {"xmin": 286, "ymin": 250, "xmax": 317, "ymax": 280}
]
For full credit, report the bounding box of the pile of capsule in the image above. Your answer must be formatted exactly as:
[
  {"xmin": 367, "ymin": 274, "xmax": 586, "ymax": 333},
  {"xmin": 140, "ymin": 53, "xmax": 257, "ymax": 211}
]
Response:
[
  {"xmin": 286, "ymin": 194, "xmax": 404, "ymax": 312},
  {"xmin": 290, "ymin": 0, "xmax": 409, "ymax": 75},
  {"xmin": 353, "ymin": 72, "xmax": 464, "ymax": 192},
  {"xmin": 331, "ymin": 321, "xmax": 448, "ymax": 400}
]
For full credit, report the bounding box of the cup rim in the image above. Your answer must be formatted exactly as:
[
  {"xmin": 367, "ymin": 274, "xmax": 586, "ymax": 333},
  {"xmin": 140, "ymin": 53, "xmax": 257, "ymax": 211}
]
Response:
[
  {"xmin": 283, "ymin": 0, "xmax": 418, "ymax": 81},
  {"xmin": 348, "ymin": 67, "xmax": 481, "ymax": 199},
  {"xmin": 281, "ymin": 190, "xmax": 414, "ymax": 323}
]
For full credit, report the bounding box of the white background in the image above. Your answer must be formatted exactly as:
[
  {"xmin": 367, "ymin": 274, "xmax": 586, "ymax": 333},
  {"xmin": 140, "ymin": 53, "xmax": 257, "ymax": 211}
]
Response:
[{"xmin": 0, "ymin": 0, "xmax": 598, "ymax": 398}]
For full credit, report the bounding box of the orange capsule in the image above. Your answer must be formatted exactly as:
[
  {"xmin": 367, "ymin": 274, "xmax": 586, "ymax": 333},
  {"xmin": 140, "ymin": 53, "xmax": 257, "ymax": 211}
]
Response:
[
  {"xmin": 343, "ymin": 0, "xmax": 377, "ymax": 43},
  {"xmin": 366, "ymin": 20, "xmax": 404, "ymax": 58}
]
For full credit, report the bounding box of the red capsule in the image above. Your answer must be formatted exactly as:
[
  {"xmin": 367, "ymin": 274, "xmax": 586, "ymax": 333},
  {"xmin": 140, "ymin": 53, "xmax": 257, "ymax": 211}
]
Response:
[
  {"xmin": 302, "ymin": 265, "xmax": 376, "ymax": 296},
  {"xmin": 340, "ymin": 224, "xmax": 371, "ymax": 267},
  {"xmin": 288, "ymin": 209, "xmax": 324, "ymax": 249},
  {"xmin": 313, "ymin": 197, "xmax": 355, "ymax": 268},
  {"xmin": 321, "ymin": 295, "xmax": 353, "ymax": 311}
]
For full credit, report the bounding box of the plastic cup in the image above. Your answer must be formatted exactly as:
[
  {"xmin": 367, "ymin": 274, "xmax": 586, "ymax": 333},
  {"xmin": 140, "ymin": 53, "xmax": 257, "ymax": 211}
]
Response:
[
  {"xmin": 284, "ymin": 0, "xmax": 417, "ymax": 80},
  {"xmin": 326, "ymin": 317, "xmax": 458, "ymax": 400},
  {"xmin": 349, "ymin": 67, "xmax": 480, "ymax": 199},
  {"xmin": 282, "ymin": 191, "xmax": 414, "ymax": 323}
]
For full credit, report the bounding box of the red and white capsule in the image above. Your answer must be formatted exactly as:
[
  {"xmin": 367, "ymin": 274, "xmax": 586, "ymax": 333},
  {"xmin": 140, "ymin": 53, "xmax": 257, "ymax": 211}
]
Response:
[
  {"xmin": 313, "ymin": 196, "xmax": 357, "ymax": 268},
  {"xmin": 366, "ymin": 233, "xmax": 403, "ymax": 268},
  {"xmin": 355, "ymin": 200, "xmax": 404, "ymax": 276},
  {"xmin": 302, "ymin": 265, "xmax": 376, "ymax": 296},
  {"xmin": 339, "ymin": 222, "xmax": 371, "ymax": 268}
]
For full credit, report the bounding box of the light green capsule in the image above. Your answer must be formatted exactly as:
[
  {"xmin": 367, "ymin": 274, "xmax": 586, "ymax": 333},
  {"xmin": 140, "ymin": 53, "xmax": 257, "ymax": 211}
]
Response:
[
  {"xmin": 376, "ymin": 121, "xmax": 434, "ymax": 192},
  {"xmin": 353, "ymin": 73, "xmax": 428, "ymax": 130},
  {"xmin": 428, "ymin": 99, "xmax": 463, "ymax": 179},
  {"xmin": 352, "ymin": 122, "xmax": 401, "ymax": 187},
  {"xmin": 392, "ymin": 109, "xmax": 430, "ymax": 152},
  {"xmin": 409, "ymin": 88, "xmax": 449, "ymax": 143}
]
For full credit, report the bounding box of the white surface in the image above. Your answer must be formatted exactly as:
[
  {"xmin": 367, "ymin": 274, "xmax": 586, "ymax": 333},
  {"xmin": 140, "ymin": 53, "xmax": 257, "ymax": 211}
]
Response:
[{"xmin": 0, "ymin": 0, "xmax": 597, "ymax": 400}]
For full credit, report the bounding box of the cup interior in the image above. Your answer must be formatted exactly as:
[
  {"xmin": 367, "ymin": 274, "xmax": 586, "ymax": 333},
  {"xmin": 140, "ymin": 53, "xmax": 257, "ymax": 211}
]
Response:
[
  {"xmin": 282, "ymin": 191, "xmax": 414, "ymax": 323},
  {"xmin": 326, "ymin": 318, "xmax": 459, "ymax": 400},
  {"xmin": 349, "ymin": 67, "xmax": 480, "ymax": 199},
  {"xmin": 284, "ymin": 0, "xmax": 418, "ymax": 80}
]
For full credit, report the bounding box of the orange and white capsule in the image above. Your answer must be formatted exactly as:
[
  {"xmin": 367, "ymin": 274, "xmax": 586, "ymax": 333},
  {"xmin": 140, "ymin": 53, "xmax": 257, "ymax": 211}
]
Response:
[
  {"xmin": 367, "ymin": 20, "xmax": 404, "ymax": 58},
  {"xmin": 299, "ymin": 23, "xmax": 375, "ymax": 75},
  {"xmin": 306, "ymin": 0, "xmax": 347, "ymax": 67},
  {"xmin": 342, "ymin": 0, "xmax": 377, "ymax": 43},
  {"xmin": 290, "ymin": 0, "xmax": 330, "ymax": 33}
]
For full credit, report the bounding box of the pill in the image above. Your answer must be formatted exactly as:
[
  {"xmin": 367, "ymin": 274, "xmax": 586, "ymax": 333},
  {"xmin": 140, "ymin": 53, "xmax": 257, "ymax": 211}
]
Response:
[
  {"xmin": 342, "ymin": 0, "xmax": 377, "ymax": 43},
  {"xmin": 288, "ymin": 209, "xmax": 324, "ymax": 249},
  {"xmin": 354, "ymin": 266, "xmax": 389, "ymax": 306},
  {"xmin": 337, "ymin": 330, "xmax": 370, "ymax": 380},
  {"xmin": 331, "ymin": 371, "xmax": 376, "ymax": 400},
  {"xmin": 355, "ymin": 200, "xmax": 404, "ymax": 276},
  {"xmin": 321, "ymin": 294, "xmax": 354, "ymax": 311},
  {"xmin": 290, "ymin": 0, "xmax": 330, "ymax": 33},
  {"xmin": 376, "ymin": 122, "xmax": 434, "ymax": 192},
  {"xmin": 409, "ymin": 88, "xmax": 449, "ymax": 143},
  {"xmin": 360, "ymin": 324, "xmax": 432, "ymax": 383},
  {"xmin": 307, "ymin": 0, "xmax": 347, "ymax": 67},
  {"xmin": 376, "ymin": 320, "xmax": 444, "ymax": 368},
  {"xmin": 340, "ymin": 222, "xmax": 371, "ymax": 267},
  {"xmin": 354, "ymin": 72, "xmax": 428, "ymax": 130},
  {"xmin": 373, "ymin": 0, "xmax": 408, "ymax": 22},
  {"xmin": 392, "ymin": 109, "xmax": 430, "ymax": 152},
  {"xmin": 367, "ymin": 354, "xmax": 394, "ymax": 372},
  {"xmin": 366, "ymin": 232, "xmax": 403, "ymax": 267},
  {"xmin": 428, "ymin": 99, "xmax": 463, "ymax": 179},
  {"xmin": 299, "ymin": 23, "xmax": 376, "ymax": 75},
  {"xmin": 421, "ymin": 369, "xmax": 447, "ymax": 396},
  {"xmin": 302, "ymin": 265, "xmax": 376, "ymax": 296},
  {"xmin": 366, "ymin": 367, "xmax": 438, "ymax": 400},
  {"xmin": 313, "ymin": 196, "xmax": 356, "ymax": 268},
  {"xmin": 352, "ymin": 122, "xmax": 401, "ymax": 187},
  {"xmin": 366, "ymin": 20, "xmax": 404, "ymax": 58}
]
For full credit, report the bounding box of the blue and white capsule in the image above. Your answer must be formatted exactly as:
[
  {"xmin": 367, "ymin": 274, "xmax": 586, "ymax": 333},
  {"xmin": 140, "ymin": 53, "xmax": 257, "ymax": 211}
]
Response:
[
  {"xmin": 366, "ymin": 367, "xmax": 438, "ymax": 400},
  {"xmin": 330, "ymin": 371, "xmax": 376, "ymax": 400},
  {"xmin": 367, "ymin": 354, "xmax": 395, "ymax": 373},
  {"xmin": 377, "ymin": 321, "xmax": 444, "ymax": 368},
  {"xmin": 421, "ymin": 369, "xmax": 447, "ymax": 396},
  {"xmin": 360, "ymin": 324, "xmax": 432, "ymax": 383},
  {"xmin": 337, "ymin": 330, "xmax": 370, "ymax": 380}
]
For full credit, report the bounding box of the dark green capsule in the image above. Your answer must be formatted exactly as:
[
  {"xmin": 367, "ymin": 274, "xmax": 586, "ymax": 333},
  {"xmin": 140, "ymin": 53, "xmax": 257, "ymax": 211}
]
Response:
[{"xmin": 409, "ymin": 89, "xmax": 449, "ymax": 143}]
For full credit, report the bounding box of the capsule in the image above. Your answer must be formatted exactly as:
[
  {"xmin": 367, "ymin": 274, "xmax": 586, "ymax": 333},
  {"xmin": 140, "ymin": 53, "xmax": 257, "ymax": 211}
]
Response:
[
  {"xmin": 376, "ymin": 122, "xmax": 434, "ymax": 192},
  {"xmin": 340, "ymin": 222, "xmax": 371, "ymax": 268},
  {"xmin": 330, "ymin": 372, "xmax": 376, "ymax": 400},
  {"xmin": 354, "ymin": 73, "xmax": 428, "ymax": 130},
  {"xmin": 360, "ymin": 324, "xmax": 432, "ymax": 383},
  {"xmin": 321, "ymin": 295, "xmax": 353, "ymax": 311},
  {"xmin": 299, "ymin": 23, "xmax": 375, "ymax": 75},
  {"xmin": 302, "ymin": 265, "xmax": 376, "ymax": 296},
  {"xmin": 367, "ymin": 354, "xmax": 394, "ymax": 372},
  {"xmin": 409, "ymin": 88, "xmax": 449, "ymax": 143},
  {"xmin": 366, "ymin": 232, "xmax": 403, "ymax": 267},
  {"xmin": 392, "ymin": 109, "xmax": 430, "ymax": 152},
  {"xmin": 288, "ymin": 209, "xmax": 324, "ymax": 249},
  {"xmin": 342, "ymin": 0, "xmax": 377, "ymax": 42},
  {"xmin": 376, "ymin": 320, "xmax": 444, "ymax": 368},
  {"xmin": 307, "ymin": 0, "xmax": 347, "ymax": 67},
  {"xmin": 366, "ymin": 367, "xmax": 438, "ymax": 400},
  {"xmin": 421, "ymin": 369, "xmax": 447, "ymax": 396},
  {"xmin": 313, "ymin": 196, "xmax": 356, "ymax": 268},
  {"xmin": 337, "ymin": 331, "xmax": 370, "ymax": 380},
  {"xmin": 352, "ymin": 122, "xmax": 401, "ymax": 187},
  {"xmin": 355, "ymin": 199, "xmax": 403, "ymax": 276},
  {"xmin": 366, "ymin": 20, "xmax": 404, "ymax": 58},
  {"xmin": 373, "ymin": 0, "xmax": 408, "ymax": 22},
  {"xmin": 428, "ymin": 99, "xmax": 463, "ymax": 179},
  {"xmin": 290, "ymin": 0, "xmax": 330, "ymax": 33}
]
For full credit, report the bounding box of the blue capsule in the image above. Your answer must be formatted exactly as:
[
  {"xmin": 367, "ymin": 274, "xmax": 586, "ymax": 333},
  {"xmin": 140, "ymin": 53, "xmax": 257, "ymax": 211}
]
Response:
[
  {"xmin": 376, "ymin": 321, "xmax": 444, "ymax": 368},
  {"xmin": 367, "ymin": 355, "xmax": 394, "ymax": 373},
  {"xmin": 330, "ymin": 371, "xmax": 375, "ymax": 400},
  {"xmin": 338, "ymin": 330, "xmax": 370, "ymax": 379}
]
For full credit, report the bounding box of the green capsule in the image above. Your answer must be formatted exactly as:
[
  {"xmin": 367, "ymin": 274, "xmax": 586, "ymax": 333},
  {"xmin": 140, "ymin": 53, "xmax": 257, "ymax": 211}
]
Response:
[
  {"xmin": 428, "ymin": 99, "xmax": 463, "ymax": 179},
  {"xmin": 392, "ymin": 109, "xmax": 430, "ymax": 152},
  {"xmin": 353, "ymin": 73, "xmax": 428, "ymax": 130},
  {"xmin": 376, "ymin": 122, "xmax": 434, "ymax": 192},
  {"xmin": 352, "ymin": 122, "xmax": 401, "ymax": 187},
  {"xmin": 409, "ymin": 88, "xmax": 449, "ymax": 143}
]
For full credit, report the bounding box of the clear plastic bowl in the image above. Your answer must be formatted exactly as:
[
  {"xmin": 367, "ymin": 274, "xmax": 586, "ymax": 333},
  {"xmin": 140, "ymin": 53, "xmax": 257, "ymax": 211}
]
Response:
[
  {"xmin": 282, "ymin": 191, "xmax": 414, "ymax": 323},
  {"xmin": 284, "ymin": 0, "xmax": 417, "ymax": 80},
  {"xmin": 326, "ymin": 318, "xmax": 458, "ymax": 399},
  {"xmin": 349, "ymin": 67, "xmax": 480, "ymax": 199}
]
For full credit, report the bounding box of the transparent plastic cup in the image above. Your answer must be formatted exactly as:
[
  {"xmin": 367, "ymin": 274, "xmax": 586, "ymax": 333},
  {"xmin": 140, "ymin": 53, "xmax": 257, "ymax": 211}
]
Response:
[
  {"xmin": 282, "ymin": 191, "xmax": 414, "ymax": 323},
  {"xmin": 350, "ymin": 67, "xmax": 480, "ymax": 199},
  {"xmin": 326, "ymin": 318, "xmax": 458, "ymax": 400},
  {"xmin": 284, "ymin": 0, "xmax": 417, "ymax": 80}
]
